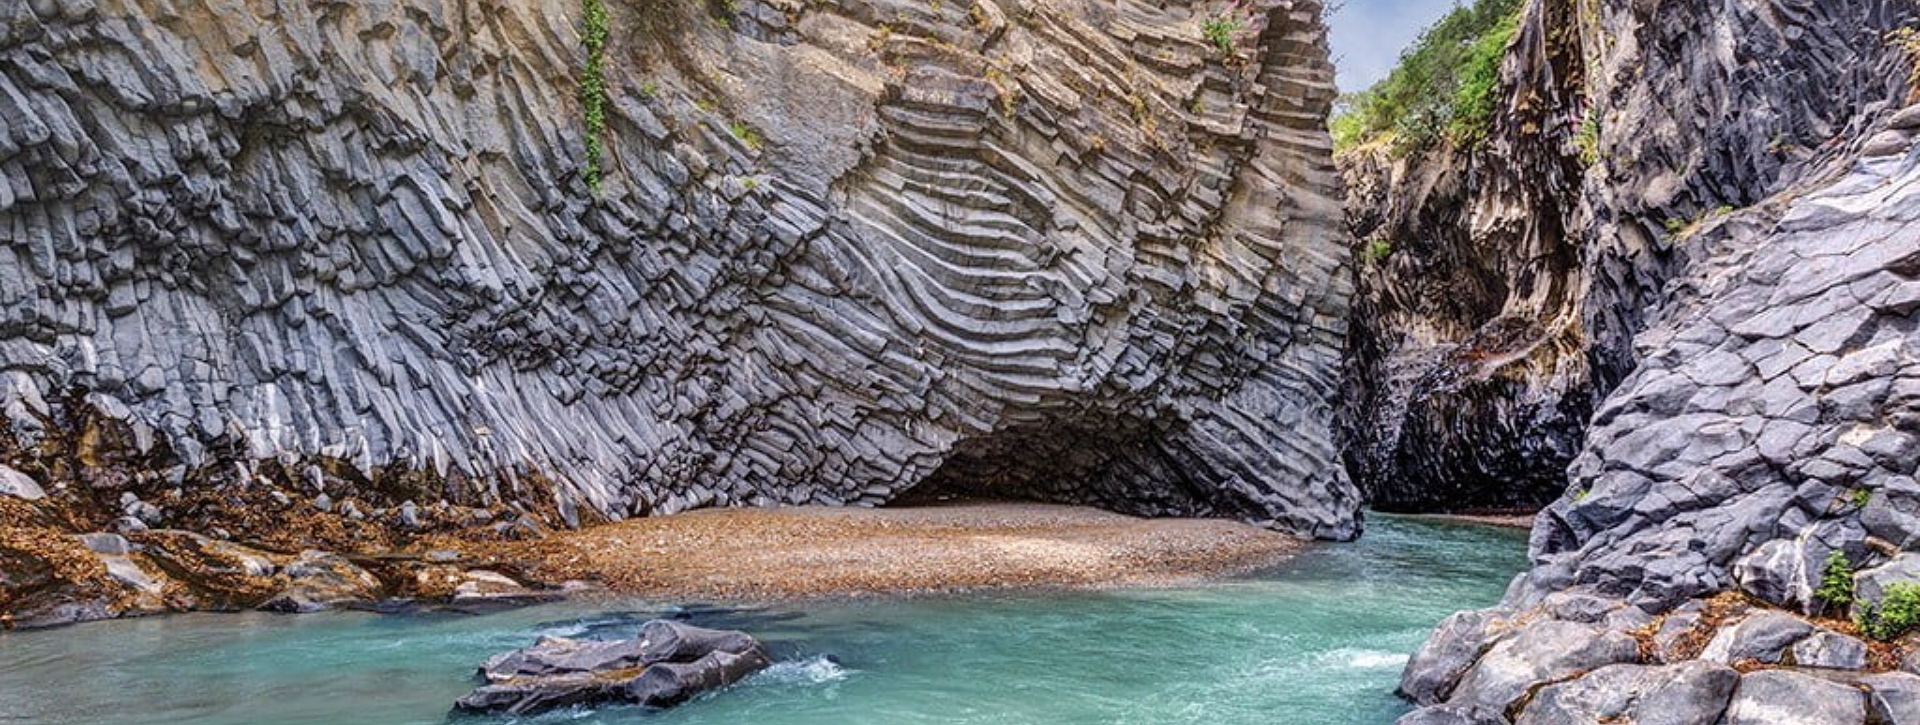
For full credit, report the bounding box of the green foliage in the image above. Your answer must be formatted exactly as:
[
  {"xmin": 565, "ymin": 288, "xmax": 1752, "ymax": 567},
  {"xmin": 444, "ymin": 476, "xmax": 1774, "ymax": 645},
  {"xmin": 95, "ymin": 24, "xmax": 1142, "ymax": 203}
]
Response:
[
  {"xmin": 1858, "ymin": 582, "xmax": 1920, "ymax": 641},
  {"xmin": 1850, "ymin": 488, "xmax": 1873, "ymax": 508},
  {"xmin": 1362, "ymin": 238, "xmax": 1393, "ymax": 263},
  {"xmin": 1572, "ymin": 108, "xmax": 1600, "ymax": 167},
  {"xmin": 1446, "ymin": 13, "xmax": 1517, "ymax": 146},
  {"xmin": 1892, "ymin": 27, "xmax": 1920, "ymax": 95},
  {"xmin": 1328, "ymin": 0, "xmax": 1523, "ymax": 153},
  {"xmin": 1817, "ymin": 550, "xmax": 1854, "ymax": 608},
  {"xmin": 1201, "ymin": 9, "xmax": 1246, "ymax": 56},
  {"xmin": 580, "ymin": 0, "xmax": 611, "ymax": 191},
  {"xmin": 729, "ymin": 121, "xmax": 763, "ymax": 150}
]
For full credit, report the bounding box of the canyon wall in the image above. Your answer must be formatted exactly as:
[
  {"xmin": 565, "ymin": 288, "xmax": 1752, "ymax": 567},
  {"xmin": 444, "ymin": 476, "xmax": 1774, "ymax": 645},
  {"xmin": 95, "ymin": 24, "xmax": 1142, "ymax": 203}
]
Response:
[
  {"xmin": 1341, "ymin": 0, "xmax": 1913, "ymax": 512},
  {"xmin": 0, "ymin": 0, "xmax": 1359, "ymax": 537},
  {"xmin": 1399, "ymin": 0, "xmax": 1920, "ymax": 722}
]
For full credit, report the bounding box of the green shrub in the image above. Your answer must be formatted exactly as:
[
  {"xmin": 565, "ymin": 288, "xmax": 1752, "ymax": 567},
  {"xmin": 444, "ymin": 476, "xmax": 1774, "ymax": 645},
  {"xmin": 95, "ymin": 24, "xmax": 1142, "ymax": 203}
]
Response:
[
  {"xmin": 729, "ymin": 121, "xmax": 763, "ymax": 150},
  {"xmin": 1816, "ymin": 550, "xmax": 1854, "ymax": 608},
  {"xmin": 1327, "ymin": 0, "xmax": 1523, "ymax": 153},
  {"xmin": 1362, "ymin": 239, "xmax": 1393, "ymax": 263},
  {"xmin": 1892, "ymin": 27, "xmax": 1920, "ymax": 95},
  {"xmin": 1572, "ymin": 108, "xmax": 1600, "ymax": 166},
  {"xmin": 1445, "ymin": 12, "xmax": 1518, "ymax": 146},
  {"xmin": 1858, "ymin": 582, "xmax": 1920, "ymax": 640},
  {"xmin": 580, "ymin": 0, "xmax": 611, "ymax": 191},
  {"xmin": 1201, "ymin": 10, "xmax": 1246, "ymax": 55}
]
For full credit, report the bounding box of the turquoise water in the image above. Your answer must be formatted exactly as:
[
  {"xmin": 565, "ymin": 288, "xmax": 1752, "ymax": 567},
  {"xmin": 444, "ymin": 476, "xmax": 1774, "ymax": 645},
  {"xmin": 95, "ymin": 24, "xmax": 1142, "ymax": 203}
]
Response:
[{"xmin": 0, "ymin": 515, "xmax": 1524, "ymax": 725}]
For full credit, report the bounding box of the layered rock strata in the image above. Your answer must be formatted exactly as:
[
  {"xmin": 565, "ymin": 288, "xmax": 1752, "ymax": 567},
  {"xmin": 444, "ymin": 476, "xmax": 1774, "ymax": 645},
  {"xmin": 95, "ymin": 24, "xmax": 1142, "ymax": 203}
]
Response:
[{"xmin": 0, "ymin": 0, "xmax": 1357, "ymax": 536}]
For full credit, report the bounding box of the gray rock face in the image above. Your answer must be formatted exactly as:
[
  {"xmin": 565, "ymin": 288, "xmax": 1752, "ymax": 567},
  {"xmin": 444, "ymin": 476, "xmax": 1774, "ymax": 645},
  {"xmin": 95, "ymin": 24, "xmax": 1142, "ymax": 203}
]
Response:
[
  {"xmin": 1864, "ymin": 672, "xmax": 1920, "ymax": 725},
  {"xmin": 1399, "ymin": 608, "xmax": 1510, "ymax": 706},
  {"xmin": 456, "ymin": 620, "xmax": 771, "ymax": 715},
  {"xmin": 1340, "ymin": 0, "xmax": 1917, "ymax": 513},
  {"xmin": 1514, "ymin": 662, "xmax": 1739, "ymax": 725},
  {"xmin": 1790, "ymin": 631, "xmax": 1868, "ymax": 671},
  {"xmin": 1856, "ymin": 553, "xmax": 1920, "ymax": 609},
  {"xmin": 1446, "ymin": 620, "xmax": 1639, "ymax": 713},
  {"xmin": 0, "ymin": 465, "xmax": 42, "ymax": 500},
  {"xmin": 1723, "ymin": 670, "xmax": 1865, "ymax": 725},
  {"xmin": 1698, "ymin": 611, "xmax": 1813, "ymax": 665},
  {"xmin": 0, "ymin": 0, "xmax": 1358, "ymax": 537},
  {"xmin": 1402, "ymin": 0, "xmax": 1920, "ymax": 717},
  {"xmin": 1395, "ymin": 704, "xmax": 1505, "ymax": 725}
]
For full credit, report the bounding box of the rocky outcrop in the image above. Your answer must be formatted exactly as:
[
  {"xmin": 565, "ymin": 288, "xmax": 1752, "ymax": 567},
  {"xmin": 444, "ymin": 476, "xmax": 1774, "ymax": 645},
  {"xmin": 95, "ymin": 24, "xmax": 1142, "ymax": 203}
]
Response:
[
  {"xmin": 1340, "ymin": 0, "xmax": 1915, "ymax": 511},
  {"xmin": 1394, "ymin": 0, "xmax": 1920, "ymax": 718},
  {"xmin": 455, "ymin": 620, "xmax": 771, "ymax": 715},
  {"xmin": 0, "ymin": 0, "xmax": 1357, "ymax": 536}
]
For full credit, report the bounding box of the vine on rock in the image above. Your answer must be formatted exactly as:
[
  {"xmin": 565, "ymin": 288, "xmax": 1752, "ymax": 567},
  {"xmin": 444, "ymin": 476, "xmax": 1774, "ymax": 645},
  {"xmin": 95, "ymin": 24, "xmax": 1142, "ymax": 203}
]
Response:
[{"xmin": 581, "ymin": 0, "xmax": 611, "ymax": 191}]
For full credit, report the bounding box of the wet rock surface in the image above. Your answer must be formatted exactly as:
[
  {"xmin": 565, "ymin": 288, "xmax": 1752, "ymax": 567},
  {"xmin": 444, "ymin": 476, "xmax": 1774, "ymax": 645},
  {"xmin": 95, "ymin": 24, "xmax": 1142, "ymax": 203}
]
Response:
[
  {"xmin": 454, "ymin": 620, "xmax": 771, "ymax": 715},
  {"xmin": 0, "ymin": 0, "xmax": 1358, "ymax": 538}
]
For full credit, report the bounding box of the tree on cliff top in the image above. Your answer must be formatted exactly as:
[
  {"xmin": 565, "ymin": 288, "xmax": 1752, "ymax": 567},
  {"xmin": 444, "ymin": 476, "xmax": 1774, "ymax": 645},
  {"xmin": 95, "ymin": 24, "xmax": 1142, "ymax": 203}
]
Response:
[{"xmin": 1330, "ymin": 0, "xmax": 1522, "ymax": 153}]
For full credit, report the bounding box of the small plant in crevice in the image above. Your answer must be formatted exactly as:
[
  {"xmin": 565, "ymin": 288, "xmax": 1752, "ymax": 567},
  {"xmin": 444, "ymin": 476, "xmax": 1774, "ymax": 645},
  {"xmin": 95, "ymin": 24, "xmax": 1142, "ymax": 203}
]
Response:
[
  {"xmin": 1849, "ymin": 488, "xmax": 1873, "ymax": 509},
  {"xmin": 729, "ymin": 121, "xmax": 764, "ymax": 150},
  {"xmin": 1857, "ymin": 581, "xmax": 1920, "ymax": 641},
  {"xmin": 1890, "ymin": 26, "xmax": 1920, "ymax": 101},
  {"xmin": 1816, "ymin": 550, "xmax": 1854, "ymax": 609},
  {"xmin": 1572, "ymin": 108, "xmax": 1600, "ymax": 167},
  {"xmin": 1201, "ymin": 1, "xmax": 1249, "ymax": 56},
  {"xmin": 579, "ymin": 0, "xmax": 612, "ymax": 192},
  {"xmin": 1362, "ymin": 239, "xmax": 1393, "ymax": 264}
]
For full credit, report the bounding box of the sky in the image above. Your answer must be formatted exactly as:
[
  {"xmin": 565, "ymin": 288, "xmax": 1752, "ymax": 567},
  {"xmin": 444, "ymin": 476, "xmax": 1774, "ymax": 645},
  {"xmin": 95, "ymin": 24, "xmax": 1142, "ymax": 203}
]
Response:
[{"xmin": 1326, "ymin": 0, "xmax": 1459, "ymax": 92}]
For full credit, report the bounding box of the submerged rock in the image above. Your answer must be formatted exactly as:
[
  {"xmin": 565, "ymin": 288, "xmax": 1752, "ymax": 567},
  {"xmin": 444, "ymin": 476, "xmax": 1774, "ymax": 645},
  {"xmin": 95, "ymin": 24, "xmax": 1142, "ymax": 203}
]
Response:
[{"xmin": 455, "ymin": 620, "xmax": 771, "ymax": 715}]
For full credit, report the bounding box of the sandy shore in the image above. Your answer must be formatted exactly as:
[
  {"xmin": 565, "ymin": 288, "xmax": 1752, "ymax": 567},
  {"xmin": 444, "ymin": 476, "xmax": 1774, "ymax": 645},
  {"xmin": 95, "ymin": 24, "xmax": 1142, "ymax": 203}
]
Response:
[{"xmin": 485, "ymin": 502, "xmax": 1304, "ymax": 601}]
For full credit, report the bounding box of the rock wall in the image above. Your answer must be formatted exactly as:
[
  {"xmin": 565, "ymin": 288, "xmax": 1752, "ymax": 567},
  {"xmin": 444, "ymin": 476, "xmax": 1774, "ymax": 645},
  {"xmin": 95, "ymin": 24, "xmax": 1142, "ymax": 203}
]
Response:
[
  {"xmin": 1341, "ymin": 0, "xmax": 1914, "ymax": 512},
  {"xmin": 1398, "ymin": 0, "xmax": 1920, "ymax": 721},
  {"xmin": 0, "ymin": 0, "xmax": 1359, "ymax": 537}
]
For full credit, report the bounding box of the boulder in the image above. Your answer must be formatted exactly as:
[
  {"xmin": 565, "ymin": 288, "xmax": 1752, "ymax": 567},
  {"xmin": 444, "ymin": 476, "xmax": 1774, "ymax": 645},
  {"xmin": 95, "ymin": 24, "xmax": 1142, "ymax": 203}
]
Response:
[
  {"xmin": 1395, "ymin": 704, "xmax": 1505, "ymax": 725},
  {"xmin": 260, "ymin": 551, "xmax": 382, "ymax": 613},
  {"xmin": 1699, "ymin": 611, "xmax": 1814, "ymax": 665},
  {"xmin": 1788, "ymin": 630, "xmax": 1868, "ymax": 670},
  {"xmin": 1447, "ymin": 620, "xmax": 1640, "ymax": 713},
  {"xmin": 1856, "ymin": 553, "xmax": 1920, "ymax": 607},
  {"xmin": 1864, "ymin": 672, "xmax": 1920, "ymax": 725},
  {"xmin": 1400, "ymin": 608, "xmax": 1509, "ymax": 705},
  {"xmin": 456, "ymin": 620, "xmax": 772, "ymax": 715},
  {"xmin": 449, "ymin": 570, "xmax": 556, "ymax": 608},
  {"xmin": 1515, "ymin": 661, "xmax": 1739, "ymax": 725},
  {"xmin": 0, "ymin": 466, "xmax": 44, "ymax": 501},
  {"xmin": 1722, "ymin": 670, "xmax": 1864, "ymax": 725}
]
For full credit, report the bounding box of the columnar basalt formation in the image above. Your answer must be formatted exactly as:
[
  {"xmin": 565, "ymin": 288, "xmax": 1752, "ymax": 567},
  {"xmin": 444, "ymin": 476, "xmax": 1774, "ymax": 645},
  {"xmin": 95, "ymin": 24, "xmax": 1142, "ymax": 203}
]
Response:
[
  {"xmin": 0, "ymin": 0, "xmax": 1358, "ymax": 537},
  {"xmin": 1398, "ymin": 0, "xmax": 1920, "ymax": 721},
  {"xmin": 1340, "ymin": 0, "xmax": 1915, "ymax": 512}
]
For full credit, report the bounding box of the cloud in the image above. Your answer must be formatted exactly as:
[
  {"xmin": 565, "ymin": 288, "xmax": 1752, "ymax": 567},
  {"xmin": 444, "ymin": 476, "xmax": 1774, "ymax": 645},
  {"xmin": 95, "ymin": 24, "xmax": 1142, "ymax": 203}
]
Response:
[{"xmin": 1327, "ymin": 0, "xmax": 1458, "ymax": 92}]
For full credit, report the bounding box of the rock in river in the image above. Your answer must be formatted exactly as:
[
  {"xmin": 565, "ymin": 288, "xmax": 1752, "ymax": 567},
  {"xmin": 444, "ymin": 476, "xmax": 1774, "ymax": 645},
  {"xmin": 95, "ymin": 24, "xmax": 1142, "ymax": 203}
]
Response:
[{"xmin": 454, "ymin": 620, "xmax": 772, "ymax": 715}]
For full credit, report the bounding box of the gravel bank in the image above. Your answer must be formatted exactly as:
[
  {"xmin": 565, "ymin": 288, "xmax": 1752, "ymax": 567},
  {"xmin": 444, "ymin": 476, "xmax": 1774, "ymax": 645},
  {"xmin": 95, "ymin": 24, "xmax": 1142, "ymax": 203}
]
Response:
[{"xmin": 488, "ymin": 503, "xmax": 1304, "ymax": 601}]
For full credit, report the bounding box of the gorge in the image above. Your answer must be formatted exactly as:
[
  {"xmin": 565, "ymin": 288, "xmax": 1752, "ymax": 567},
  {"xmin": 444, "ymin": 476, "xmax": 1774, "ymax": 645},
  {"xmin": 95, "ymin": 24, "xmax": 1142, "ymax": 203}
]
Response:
[{"xmin": 3, "ymin": 0, "xmax": 1920, "ymax": 723}]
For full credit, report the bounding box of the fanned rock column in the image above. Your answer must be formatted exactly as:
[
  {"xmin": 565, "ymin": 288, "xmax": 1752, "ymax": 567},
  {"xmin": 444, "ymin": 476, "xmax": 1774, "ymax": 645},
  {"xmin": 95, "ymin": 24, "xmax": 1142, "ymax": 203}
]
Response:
[{"xmin": 0, "ymin": 0, "xmax": 1358, "ymax": 537}]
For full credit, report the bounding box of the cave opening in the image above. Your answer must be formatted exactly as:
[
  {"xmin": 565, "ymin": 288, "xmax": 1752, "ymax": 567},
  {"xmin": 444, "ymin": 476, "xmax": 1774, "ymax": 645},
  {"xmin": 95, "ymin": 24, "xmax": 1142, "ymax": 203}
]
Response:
[{"xmin": 883, "ymin": 415, "xmax": 1225, "ymax": 519}]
